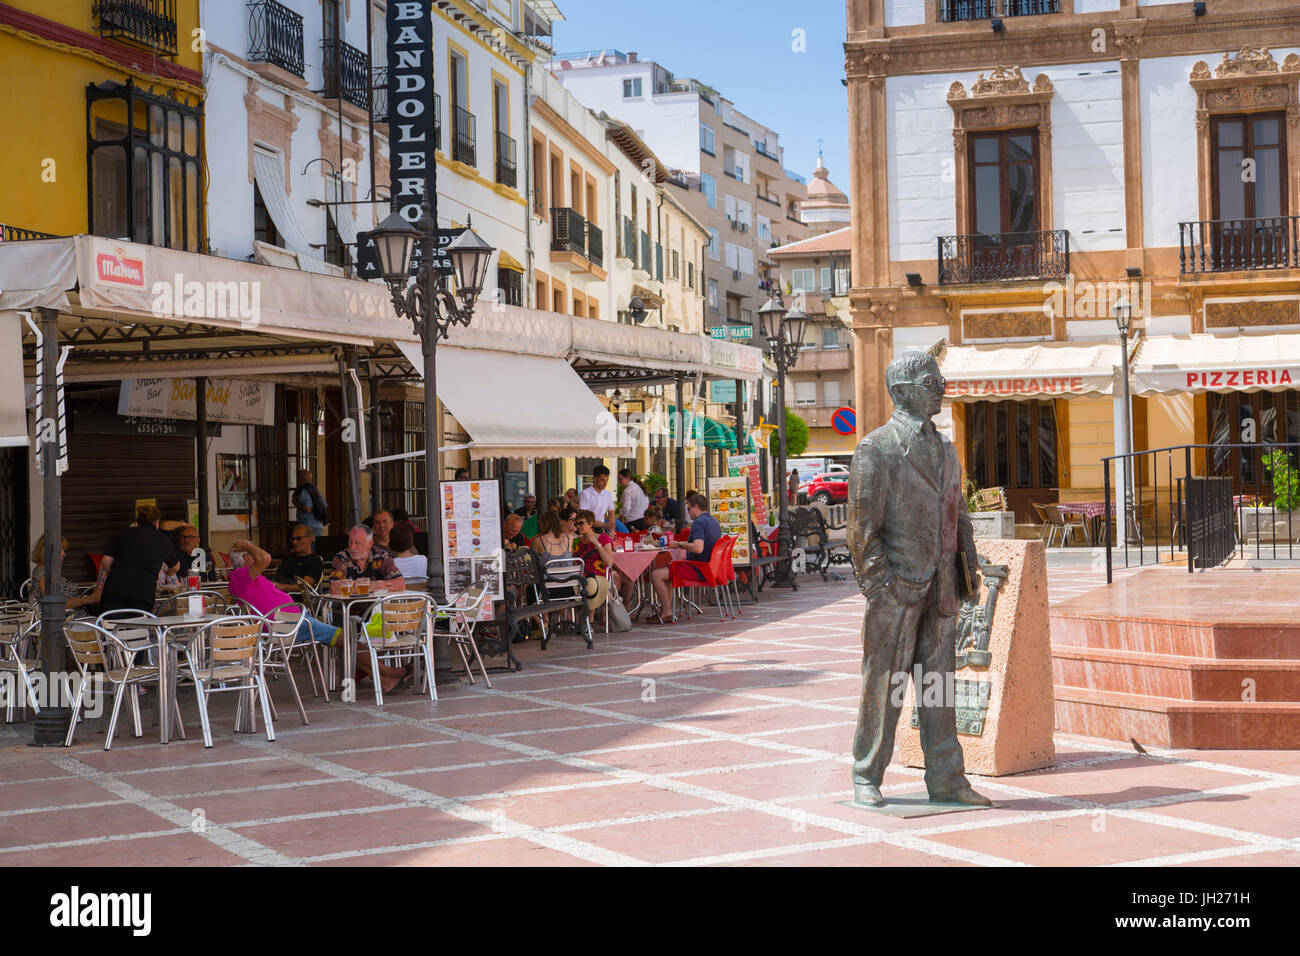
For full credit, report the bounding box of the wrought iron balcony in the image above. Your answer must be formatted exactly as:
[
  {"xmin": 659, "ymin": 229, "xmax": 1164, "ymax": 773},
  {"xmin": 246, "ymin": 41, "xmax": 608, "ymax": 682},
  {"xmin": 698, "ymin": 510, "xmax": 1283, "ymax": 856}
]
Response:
[
  {"xmin": 587, "ymin": 224, "xmax": 603, "ymax": 268},
  {"xmin": 248, "ymin": 0, "xmax": 304, "ymax": 78},
  {"xmin": 93, "ymin": 0, "xmax": 178, "ymax": 56},
  {"xmin": 1005, "ymin": 0, "xmax": 1060, "ymax": 15},
  {"xmin": 550, "ymin": 207, "xmax": 587, "ymax": 258},
  {"xmin": 640, "ymin": 231, "xmax": 652, "ymax": 273},
  {"xmin": 1, "ymin": 225, "xmax": 59, "ymax": 241},
  {"xmin": 321, "ymin": 37, "xmax": 370, "ymax": 109},
  {"xmin": 937, "ymin": 229, "xmax": 1070, "ymax": 285},
  {"xmin": 452, "ymin": 105, "xmax": 476, "ymax": 167},
  {"xmin": 1179, "ymin": 216, "xmax": 1300, "ymax": 274},
  {"xmin": 495, "ymin": 131, "xmax": 517, "ymax": 188},
  {"xmin": 940, "ymin": 0, "xmax": 993, "ymax": 20}
]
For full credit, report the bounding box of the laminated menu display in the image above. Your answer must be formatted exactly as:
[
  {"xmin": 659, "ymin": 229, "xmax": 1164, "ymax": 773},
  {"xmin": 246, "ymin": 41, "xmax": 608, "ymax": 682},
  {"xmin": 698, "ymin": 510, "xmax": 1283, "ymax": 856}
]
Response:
[
  {"xmin": 706, "ymin": 475, "xmax": 751, "ymax": 568},
  {"xmin": 727, "ymin": 452, "xmax": 767, "ymax": 527},
  {"xmin": 440, "ymin": 479, "xmax": 504, "ymax": 621}
]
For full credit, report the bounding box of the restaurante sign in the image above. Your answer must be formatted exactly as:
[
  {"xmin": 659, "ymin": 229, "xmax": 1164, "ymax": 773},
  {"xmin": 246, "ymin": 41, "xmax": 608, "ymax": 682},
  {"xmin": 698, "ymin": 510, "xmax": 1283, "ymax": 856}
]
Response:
[
  {"xmin": 117, "ymin": 379, "xmax": 275, "ymax": 426},
  {"xmin": 387, "ymin": 1, "xmax": 436, "ymax": 224},
  {"xmin": 946, "ymin": 376, "xmax": 1097, "ymax": 398}
]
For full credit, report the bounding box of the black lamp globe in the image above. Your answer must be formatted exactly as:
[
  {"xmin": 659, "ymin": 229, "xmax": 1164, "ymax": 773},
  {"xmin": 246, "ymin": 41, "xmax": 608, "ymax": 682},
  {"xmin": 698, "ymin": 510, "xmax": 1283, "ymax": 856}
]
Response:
[
  {"xmin": 783, "ymin": 304, "xmax": 811, "ymax": 358},
  {"xmin": 371, "ymin": 209, "xmax": 420, "ymax": 285},
  {"xmin": 448, "ymin": 224, "xmax": 494, "ymax": 300},
  {"xmin": 1113, "ymin": 296, "xmax": 1133, "ymax": 336},
  {"xmin": 757, "ymin": 293, "xmax": 787, "ymax": 348}
]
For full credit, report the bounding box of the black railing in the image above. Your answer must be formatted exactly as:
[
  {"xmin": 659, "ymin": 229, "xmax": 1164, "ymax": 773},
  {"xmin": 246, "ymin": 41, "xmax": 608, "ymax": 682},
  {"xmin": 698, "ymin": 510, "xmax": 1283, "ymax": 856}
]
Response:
[
  {"xmin": 640, "ymin": 231, "xmax": 652, "ymax": 273},
  {"xmin": 1179, "ymin": 216, "xmax": 1300, "ymax": 274},
  {"xmin": 1005, "ymin": 0, "xmax": 1060, "ymax": 15},
  {"xmin": 495, "ymin": 131, "xmax": 517, "ymax": 188},
  {"xmin": 754, "ymin": 142, "xmax": 779, "ymax": 161},
  {"xmin": 1102, "ymin": 443, "xmax": 1300, "ymax": 583},
  {"xmin": 93, "ymin": 0, "xmax": 178, "ymax": 56},
  {"xmin": 940, "ymin": 0, "xmax": 993, "ymax": 20},
  {"xmin": 757, "ymin": 193, "xmax": 781, "ymax": 206},
  {"xmin": 587, "ymin": 224, "xmax": 603, "ymax": 268},
  {"xmin": 550, "ymin": 207, "xmax": 586, "ymax": 258},
  {"xmin": 248, "ymin": 0, "xmax": 304, "ymax": 77},
  {"xmin": 0, "ymin": 225, "xmax": 59, "ymax": 242},
  {"xmin": 452, "ymin": 105, "xmax": 476, "ymax": 166},
  {"xmin": 322, "ymin": 37, "xmax": 370, "ymax": 109},
  {"xmin": 621, "ymin": 218, "xmax": 637, "ymax": 261},
  {"xmin": 937, "ymin": 229, "xmax": 1069, "ymax": 285}
]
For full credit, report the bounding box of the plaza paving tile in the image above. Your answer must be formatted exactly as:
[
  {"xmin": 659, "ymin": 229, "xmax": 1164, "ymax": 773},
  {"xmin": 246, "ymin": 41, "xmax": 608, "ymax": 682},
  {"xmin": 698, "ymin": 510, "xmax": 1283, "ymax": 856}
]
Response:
[{"xmin": 2, "ymin": 573, "xmax": 1297, "ymax": 866}]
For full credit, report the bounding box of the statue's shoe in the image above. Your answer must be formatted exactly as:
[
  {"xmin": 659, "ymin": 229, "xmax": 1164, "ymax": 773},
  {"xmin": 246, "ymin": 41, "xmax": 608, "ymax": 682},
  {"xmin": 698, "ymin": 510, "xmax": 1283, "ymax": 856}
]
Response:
[
  {"xmin": 853, "ymin": 783, "xmax": 885, "ymax": 807},
  {"xmin": 928, "ymin": 785, "xmax": 992, "ymax": 806}
]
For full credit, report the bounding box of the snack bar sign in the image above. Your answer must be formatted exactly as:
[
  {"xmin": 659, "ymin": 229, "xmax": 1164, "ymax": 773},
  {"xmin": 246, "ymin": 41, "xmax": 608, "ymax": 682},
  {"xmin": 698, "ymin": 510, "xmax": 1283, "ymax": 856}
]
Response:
[
  {"xmin": 118, "ymin": 379, "xmax": 275, "ymax": 426},
  {"xmin": 387, "ymin": 1, "xmax": 436, "ymax": 224}
]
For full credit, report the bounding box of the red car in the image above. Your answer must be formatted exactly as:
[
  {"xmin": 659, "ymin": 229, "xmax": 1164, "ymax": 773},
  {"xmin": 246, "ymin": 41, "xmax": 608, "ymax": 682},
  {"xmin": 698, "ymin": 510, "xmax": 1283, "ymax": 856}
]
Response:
[{"xmin": 801, "ymin": 472, "xmax": 849, "ymax": 504}]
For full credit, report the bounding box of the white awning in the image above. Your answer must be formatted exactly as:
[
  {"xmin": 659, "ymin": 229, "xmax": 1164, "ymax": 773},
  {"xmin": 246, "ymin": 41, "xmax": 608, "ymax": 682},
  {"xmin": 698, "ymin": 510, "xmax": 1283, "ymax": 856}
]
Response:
[
  {"xmin": 0, "ymin": 313, "xmax": 27, "ymax": 446},
  {"xmin": 327, "ymin": 175, "xmax": 360, "ymax": 248},
  {"xmin": 940, "ymin": 341, "xmax": 1122, "ymax": 401},
  {"xmin": 1133, "ymin": 333, "xmax": 1300, "ymax": 394},
  {"xmin": 252, "ymin": 148, "xmax": 332, "ymax": 274},
  {"xmin": 402, "ymin": 344, "xmax": 635, "ymax": 460}
]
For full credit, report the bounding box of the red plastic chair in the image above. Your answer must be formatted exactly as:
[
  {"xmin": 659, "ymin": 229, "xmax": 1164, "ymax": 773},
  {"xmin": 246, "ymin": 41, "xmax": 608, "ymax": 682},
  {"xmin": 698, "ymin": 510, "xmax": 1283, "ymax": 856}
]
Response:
[
  {"xmin": 718, "ymin": 537, "xmax": 742, "ymax": 617},
  {"xmin": 668, "ymin": 535, "xmax": 735, "ymax": 622}
]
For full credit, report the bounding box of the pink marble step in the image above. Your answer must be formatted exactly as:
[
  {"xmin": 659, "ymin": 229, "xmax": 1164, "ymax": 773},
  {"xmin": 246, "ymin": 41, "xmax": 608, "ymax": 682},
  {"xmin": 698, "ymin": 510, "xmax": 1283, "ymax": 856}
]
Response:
[
  {"xmin": 1054, "ymin": 686, "xmax": 1300, "ymax": 749},
  {"xmin": 1050, "ymin": 612, "xmax": 1300, "ymax": 659},
  {"xmin": 1052, "ymin": 645, "xmax": 1300, "ymax": 701}
]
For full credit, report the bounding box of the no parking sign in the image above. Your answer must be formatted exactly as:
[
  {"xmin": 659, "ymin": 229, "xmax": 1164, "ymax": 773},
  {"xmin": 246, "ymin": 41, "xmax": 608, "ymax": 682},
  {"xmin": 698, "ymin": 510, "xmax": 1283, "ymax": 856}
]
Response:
[{"xmin": 832, "ymin": 406, "xmax": 856, "ymax": 435}]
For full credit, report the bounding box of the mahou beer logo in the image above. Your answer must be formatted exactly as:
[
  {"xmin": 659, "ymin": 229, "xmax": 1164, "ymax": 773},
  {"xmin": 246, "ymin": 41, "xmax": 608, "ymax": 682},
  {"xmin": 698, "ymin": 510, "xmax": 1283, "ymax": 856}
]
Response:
[{"xmin": 96, "ymin": 245, "xmax": 145, "ymax": 287}]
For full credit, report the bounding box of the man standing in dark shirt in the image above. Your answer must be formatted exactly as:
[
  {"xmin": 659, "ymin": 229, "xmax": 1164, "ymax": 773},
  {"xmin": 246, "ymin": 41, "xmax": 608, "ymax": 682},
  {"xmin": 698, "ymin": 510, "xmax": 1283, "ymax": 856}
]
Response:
[
  {"xmin": 274, "ymin": 524, "xmax": 326, "ymax": 586},
  {"xmin": 98, "ymin": 505, "xmax": 181, "ymax": 612}
]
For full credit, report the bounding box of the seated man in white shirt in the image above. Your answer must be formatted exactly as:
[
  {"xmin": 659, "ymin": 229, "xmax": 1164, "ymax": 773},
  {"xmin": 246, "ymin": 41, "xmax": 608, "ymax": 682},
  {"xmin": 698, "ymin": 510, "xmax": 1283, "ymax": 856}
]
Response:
[
  {"xmin": 617, "ymin": 468, "xmax": 650, "ymax": 531},
  {"xmin": 577, "ymin": 465, "xmax": 616, "ymax": 533}
]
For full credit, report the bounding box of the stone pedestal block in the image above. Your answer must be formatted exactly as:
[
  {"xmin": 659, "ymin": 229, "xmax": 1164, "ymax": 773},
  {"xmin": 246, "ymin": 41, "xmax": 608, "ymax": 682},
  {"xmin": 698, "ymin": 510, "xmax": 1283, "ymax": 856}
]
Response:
[{"xmin": 898, "ymin": 539, "xmax": 1055, "ymax": 777}]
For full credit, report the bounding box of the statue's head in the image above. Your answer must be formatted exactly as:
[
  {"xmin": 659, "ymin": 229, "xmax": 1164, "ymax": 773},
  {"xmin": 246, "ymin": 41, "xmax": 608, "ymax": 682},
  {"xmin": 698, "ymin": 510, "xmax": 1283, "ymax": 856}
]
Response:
[{"xmin": 886, "ymin": 350, "xmax": 946, "ymax": 421}]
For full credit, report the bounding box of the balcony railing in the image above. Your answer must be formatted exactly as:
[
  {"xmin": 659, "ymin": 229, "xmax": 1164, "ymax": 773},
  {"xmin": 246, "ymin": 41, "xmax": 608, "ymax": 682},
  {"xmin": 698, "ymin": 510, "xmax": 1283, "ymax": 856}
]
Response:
[
  {"xmin": 757, "ymin": 193, "xmax": 781, "ymax": 206},
  {"xmin": 754, "ymin": 142, "xmax": 779, "ymax": 161},
  {"xmin": 550, "ymin": 207, "xmax": 587, "ymax": 258},
  {"xmin": 621, "ymin": 218, "xmax": 636, "ymax": 261},
  {"xmin": 1, "ymin": 225, "xmax": 59, "ymax": 241},
  {"xmin": 941, "ymin": 0, "xmax": 1059, "ymax": 18},
  {"xmin": 1179, "ymin": 216, "xmax": 1300, "ymax": 274},
  {"xmin": 248, "ymin": 0, "xmax": 304, "ymax": 78},
  {"xmin": 452, "ymin": 105, "xmax": 476, "ymax": 167},
  {"xmin": 1005, "ymin": 0, "xmax": 1060, "ymax": 15},
  {"xmin": 495, "ymin": 131, "xmax": 517, "ymax": 188},
  {"xmin": 639, "ymin": 231, "xmax": 652, "ymax": 273},
  {"xmin": 93, "ymin": 0, "xmax": 178, "ymax": 56},
  {"xmin": 587, "ymin": 224, "xmax": 603, "ymax": 268},
  {"xmin": 322, "ymin": 37, "xmax": 370, "ymax": 109},
  {"xmin": 937, "ymin": 229, "xmax": 1070, "ymax": 285}
]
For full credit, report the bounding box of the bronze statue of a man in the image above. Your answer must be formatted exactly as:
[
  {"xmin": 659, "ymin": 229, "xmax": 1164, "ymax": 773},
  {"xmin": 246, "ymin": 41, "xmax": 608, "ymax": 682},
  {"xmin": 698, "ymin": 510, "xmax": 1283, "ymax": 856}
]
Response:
[{"xmin": 847, "ymin": 350, "xmax": 991, "ymax": 808}]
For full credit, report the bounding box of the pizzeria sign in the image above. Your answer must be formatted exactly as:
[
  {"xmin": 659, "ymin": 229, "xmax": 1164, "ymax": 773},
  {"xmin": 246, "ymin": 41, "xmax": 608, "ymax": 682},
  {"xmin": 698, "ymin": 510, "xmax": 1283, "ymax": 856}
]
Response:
[{"xmin": 1136, "ymin": 366, "xmax": 1299, "ymax": 393}]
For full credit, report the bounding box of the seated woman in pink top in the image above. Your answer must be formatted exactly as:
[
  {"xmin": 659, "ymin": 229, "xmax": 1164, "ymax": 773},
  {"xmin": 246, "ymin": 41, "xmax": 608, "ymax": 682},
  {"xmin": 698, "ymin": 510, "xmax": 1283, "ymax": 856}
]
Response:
[{"xmin": 228, "ymin": 539, "xmax": 411, "ymax": 695}]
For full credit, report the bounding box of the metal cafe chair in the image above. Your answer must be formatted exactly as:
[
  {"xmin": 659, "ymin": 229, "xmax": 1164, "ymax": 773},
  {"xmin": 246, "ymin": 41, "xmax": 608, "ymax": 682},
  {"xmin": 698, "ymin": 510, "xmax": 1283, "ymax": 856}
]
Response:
[
  {"xmin": 437, "ymin": 583, "xmax": 493, "ymax": 688},
  {"xmin": 64, "ymin": 620, "xmax": 182, "ymax": 750},
  {"xmin": 96, "ymin": 608, "xmax": 160, "ymax": 660},
  {"xmin": 179, "ymin": 615, "xmax": 276, "ymax": 748},
  {"xmin": 1, "ymin": 615, "xmax": 41, "ymax": 722},
  {"xmin": 230, "ymin": 600, "xmax": 313, "ymax": 725},
  {"xmin": 359, "ymin": 592, "xmax": 437, "ymax": 706}
]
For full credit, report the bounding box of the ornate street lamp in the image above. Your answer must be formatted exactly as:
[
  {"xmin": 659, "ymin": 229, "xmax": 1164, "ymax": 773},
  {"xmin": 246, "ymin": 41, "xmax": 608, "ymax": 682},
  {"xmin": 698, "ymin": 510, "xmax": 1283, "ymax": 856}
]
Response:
[
  {"xmin": 371, "ymin": 200, "xmax": 495, "ymax": 601},
  {"xmin": 1114, "ymin": 296, "xmax": 1136, "ymax": 545},
  {"xmin": 757, "ymin": 292, "xmax": 808, "ymax": 587}
]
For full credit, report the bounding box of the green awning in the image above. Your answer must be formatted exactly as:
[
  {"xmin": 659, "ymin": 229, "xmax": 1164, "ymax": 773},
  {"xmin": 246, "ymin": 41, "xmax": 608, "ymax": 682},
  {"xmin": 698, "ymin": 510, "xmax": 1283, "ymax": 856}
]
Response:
[
  {"xmin": 667, "ymin": 405, "xmax": 702, "ymax": 441},
  {"xmin": 667, "ymin": 407, "xmax": 754, "ymax": 452}
]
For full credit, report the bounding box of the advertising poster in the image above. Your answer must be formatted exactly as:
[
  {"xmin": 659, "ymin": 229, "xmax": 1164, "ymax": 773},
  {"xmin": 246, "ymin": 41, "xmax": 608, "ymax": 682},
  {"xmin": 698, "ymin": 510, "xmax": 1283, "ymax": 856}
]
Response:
[
  {"xmin": 216, "ymin": 453, "xmax": 251, "ymax": 514},
  {"xmin": 440, "ymin": 479, "xmax": 504, "ymax": 621},
  {"xmin": 707, "ymin": 475, "xmax": 751, "ymax": 568},
  {"xmin": 727, "ymin": 452, "xmax": 767, "ymax": 528}
]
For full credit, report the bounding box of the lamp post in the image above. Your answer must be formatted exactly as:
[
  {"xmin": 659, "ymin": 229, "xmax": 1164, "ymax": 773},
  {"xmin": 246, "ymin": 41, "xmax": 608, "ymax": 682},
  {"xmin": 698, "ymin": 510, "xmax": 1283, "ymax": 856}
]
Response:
[
  {"xmin": 757, "ymin": 292, "xmax": 810, "ymax": 586},
  {"xmin": 1114, "ymin": 296, "xmax": 1136, "ymax": 545},
  {"xmin": 370, "ymin": 200, "xmax": 494, "ymax": 602}
]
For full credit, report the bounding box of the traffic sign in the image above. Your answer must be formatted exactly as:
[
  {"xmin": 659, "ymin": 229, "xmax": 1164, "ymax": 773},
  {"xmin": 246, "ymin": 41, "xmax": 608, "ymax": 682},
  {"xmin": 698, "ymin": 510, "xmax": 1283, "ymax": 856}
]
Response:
[{"xmin": 832, "ymin": 406, "xmax": 856, "ymax": 435}]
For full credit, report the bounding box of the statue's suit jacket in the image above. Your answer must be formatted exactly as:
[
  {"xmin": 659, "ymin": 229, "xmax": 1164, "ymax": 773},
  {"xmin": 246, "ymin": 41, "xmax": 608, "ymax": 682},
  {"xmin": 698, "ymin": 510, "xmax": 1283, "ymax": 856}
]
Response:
[{"xmin": 847, "ymin": 411, "xmax": 977, "ymax": 617}]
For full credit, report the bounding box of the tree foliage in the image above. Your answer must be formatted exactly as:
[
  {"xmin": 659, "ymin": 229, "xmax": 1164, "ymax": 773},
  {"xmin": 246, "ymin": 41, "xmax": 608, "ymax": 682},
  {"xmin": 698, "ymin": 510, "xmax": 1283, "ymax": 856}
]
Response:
[{"xmin": 784, "ymin": 408, "xmax": 810, "ymax": 458}]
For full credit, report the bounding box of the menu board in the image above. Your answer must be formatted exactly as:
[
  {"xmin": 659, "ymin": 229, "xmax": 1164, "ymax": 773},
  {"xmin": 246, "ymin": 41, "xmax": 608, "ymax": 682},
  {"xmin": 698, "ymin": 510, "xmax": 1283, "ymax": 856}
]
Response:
[
  {"xmin": 707, "ymin": 475, "xmax": 751, "ymax": 568},
  {"xmin": 727, "ymin": 453, "xmax": 768, "ymax": 528},
  {"xmin": 440, "ymin": 479, "xmax": 504, "ymax": 621}
]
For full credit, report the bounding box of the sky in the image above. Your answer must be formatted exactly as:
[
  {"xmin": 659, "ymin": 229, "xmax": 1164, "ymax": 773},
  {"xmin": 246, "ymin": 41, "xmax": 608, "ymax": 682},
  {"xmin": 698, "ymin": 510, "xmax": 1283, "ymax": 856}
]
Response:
[{"xmin": 549, "ymin": 0, "xmax": 850, "ymax": 188}]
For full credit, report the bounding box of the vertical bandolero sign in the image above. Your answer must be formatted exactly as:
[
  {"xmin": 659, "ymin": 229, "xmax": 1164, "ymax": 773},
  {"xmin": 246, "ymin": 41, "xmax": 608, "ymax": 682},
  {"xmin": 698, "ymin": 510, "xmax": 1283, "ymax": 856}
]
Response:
[{"xmin": 388, "ymin": 1, "xmax": 436, "ymax": 224}]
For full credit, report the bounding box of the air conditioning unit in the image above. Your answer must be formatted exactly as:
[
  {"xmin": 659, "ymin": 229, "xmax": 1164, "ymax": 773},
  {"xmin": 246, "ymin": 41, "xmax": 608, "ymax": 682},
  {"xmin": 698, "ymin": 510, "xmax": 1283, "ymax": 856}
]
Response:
[
  {"xmin": 731, "ymin": 269, "xmax": 742, "ymax": 280},
  {"xmin": 738, "ymin": 222, "xmax": 749, "ymax": 232}
]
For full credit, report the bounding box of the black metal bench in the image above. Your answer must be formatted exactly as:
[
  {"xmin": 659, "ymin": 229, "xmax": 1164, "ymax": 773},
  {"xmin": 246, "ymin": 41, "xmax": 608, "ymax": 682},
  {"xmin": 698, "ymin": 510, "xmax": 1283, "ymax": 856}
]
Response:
[
  {"xmin": 743, "ymin": 521, "xmax": 792, "ymax": 600},
  {"xmin": 480, "ymin": 549, "xmax": 592, "ymax": 670},
  {"xmin": 790, "ymin": 507, "xmax": 850, "ymax": 581}
]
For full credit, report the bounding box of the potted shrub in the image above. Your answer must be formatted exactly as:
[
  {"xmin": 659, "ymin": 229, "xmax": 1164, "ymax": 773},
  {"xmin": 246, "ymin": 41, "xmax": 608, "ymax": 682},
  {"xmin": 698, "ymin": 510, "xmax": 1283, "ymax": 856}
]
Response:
[
  {"xmin": 1240, "ymin": 450, "xmax": 1300, "ymax": 544},
  {"xmin": 965, "ymin": 479, "xmax": 1015, "ymax": 539}
]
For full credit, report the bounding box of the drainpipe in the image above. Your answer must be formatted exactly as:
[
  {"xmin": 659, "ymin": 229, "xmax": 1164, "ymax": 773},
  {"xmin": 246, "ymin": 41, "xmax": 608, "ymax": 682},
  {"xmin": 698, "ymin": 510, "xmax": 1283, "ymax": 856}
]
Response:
[{"xmin": 523, "ymin": 61, "xmax": 534, "ymax": 306}]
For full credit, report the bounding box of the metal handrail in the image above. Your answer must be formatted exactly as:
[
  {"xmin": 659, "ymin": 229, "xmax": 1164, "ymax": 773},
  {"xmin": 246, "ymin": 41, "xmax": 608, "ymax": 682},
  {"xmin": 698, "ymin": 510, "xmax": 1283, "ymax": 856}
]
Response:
[
  {"xmin": 937, "ymin": 229, "xmax": 1070, "ymax": 285},
  {"xmin": 247, "ymin": 0, "xmax": 304, "ymax": 78},
  {"xmin": 495, "ymin": 131, "xmax": 517, "ymax": 188},
  {"xmin": 1178, "ymin": 216, "xmax": 1300, "ymax": 274},
  {"xmin": 549, "ymin": 207, "xmax": 586, "ymax": 258},
  {"xmin": 93, "ymin": 0, "xmax": 178, "ymax": 56},
  {"xmin": 452, "ymin": 105, "xmax": 476, "ymax": 166},
  {"xmin": 321, "ymin": 36, "xmax": 370, "ymax": 109}
]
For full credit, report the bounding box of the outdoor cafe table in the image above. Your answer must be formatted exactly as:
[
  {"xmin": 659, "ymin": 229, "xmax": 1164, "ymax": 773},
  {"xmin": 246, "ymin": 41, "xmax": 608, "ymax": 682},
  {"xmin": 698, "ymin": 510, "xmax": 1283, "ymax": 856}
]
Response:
[
  {"xmin": 114, "ymin": 613, "xmax": 227, "ymax": 744},
  {"xmin": 610, "ymin": 547, "xmax": 685, "ymax": 615},
  {"xmin": 315, "ymin": 589, "xmax": 406, "ymax": 697}
]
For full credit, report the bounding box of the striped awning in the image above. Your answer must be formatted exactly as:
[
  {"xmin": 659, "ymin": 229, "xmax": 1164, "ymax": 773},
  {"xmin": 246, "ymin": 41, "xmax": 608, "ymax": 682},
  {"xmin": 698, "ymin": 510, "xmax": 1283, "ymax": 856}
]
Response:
[{"xmin": 252, "ymin": 148, "xmax": 332, "ymax": 274}]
